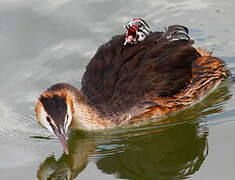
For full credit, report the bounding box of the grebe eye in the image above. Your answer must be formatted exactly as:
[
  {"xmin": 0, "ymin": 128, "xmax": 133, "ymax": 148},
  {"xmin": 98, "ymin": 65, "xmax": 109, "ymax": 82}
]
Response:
[{"xmin": 46, "ymin": 116, "xmax": 51, "ymax": 123}]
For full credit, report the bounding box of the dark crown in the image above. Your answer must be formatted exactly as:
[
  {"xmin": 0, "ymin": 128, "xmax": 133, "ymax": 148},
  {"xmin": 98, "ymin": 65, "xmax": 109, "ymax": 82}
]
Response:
[{"xmin": 39, "ymin": 95, "xmax": 67, "ymax": 126}]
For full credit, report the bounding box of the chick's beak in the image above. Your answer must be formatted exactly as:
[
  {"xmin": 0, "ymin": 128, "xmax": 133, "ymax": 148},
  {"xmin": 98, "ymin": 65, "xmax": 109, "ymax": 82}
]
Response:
[
  {"xmin": 124, "ymin": 35, "xmax": 135, "ymax": 45},
  {"xmin": 53, "ymin": 126, "xmax": 69, "ymax": 155}
]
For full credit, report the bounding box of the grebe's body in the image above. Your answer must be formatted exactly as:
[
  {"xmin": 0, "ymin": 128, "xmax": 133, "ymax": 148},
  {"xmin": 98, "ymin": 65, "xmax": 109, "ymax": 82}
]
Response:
[{"xmin": 35, "ymin": 21, "xmax": 230, "ymax": 153}]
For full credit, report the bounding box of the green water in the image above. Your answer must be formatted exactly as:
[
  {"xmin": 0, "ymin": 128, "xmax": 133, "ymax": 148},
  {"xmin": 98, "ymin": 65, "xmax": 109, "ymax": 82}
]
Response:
[{"xmin": 0, "ymin": 0, "xmax": 235, "ymax": 179}]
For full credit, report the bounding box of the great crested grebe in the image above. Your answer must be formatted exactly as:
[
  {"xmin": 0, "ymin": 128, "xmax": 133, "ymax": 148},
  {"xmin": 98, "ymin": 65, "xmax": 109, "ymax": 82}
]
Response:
[{"xmin": 35, "ymin": 18, "xmax": 230, "ymax": 153}]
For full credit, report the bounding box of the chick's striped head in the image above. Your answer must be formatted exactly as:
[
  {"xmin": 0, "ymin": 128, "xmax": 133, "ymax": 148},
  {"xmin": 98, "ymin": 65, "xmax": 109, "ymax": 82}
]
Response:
[{"xmin": 124, "ymin": 18, "xmax": 151, "ymax": 45}]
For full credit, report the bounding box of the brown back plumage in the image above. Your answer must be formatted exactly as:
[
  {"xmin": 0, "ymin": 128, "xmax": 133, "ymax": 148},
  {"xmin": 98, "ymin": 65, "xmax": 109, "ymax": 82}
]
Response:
[{"xmin": 81, "ymin": 25, "xmax": 201, "ymax": 114}]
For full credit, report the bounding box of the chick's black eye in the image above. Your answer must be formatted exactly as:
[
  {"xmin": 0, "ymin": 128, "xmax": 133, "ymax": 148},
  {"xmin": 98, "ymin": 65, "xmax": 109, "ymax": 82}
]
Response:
[
  {"xmin": 66, "ymin": 114, "xmax": 69, "ymax": 120},
  {"xmin": 46, "ymin": 116, "xmax": 51, "ymax": 123}
]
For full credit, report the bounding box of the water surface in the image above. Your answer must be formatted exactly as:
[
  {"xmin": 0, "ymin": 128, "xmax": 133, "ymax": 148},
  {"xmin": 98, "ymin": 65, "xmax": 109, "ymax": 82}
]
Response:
[{"xmin": 0, "ymin": 0, "xmax": 235, "ymax": 179}]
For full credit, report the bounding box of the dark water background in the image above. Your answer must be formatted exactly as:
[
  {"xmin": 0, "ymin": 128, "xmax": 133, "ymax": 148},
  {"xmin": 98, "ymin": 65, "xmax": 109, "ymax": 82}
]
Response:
[{"xmin": 0, "ymin": 0, "xmax": 235, "ymax": 179}]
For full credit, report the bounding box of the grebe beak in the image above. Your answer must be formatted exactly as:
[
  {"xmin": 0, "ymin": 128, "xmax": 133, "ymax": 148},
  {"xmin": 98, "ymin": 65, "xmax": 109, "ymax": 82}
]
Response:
[
  {"xmin": 124, "ymin": 35, "xmax": 135, "ymax": 45},
  {"xmin": 52, "ymin": 126, "xmax": 69, "ymax": 155}
]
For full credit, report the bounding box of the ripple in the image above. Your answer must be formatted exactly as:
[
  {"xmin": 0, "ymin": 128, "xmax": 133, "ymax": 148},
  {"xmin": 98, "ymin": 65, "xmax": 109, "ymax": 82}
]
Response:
[{"xmin": 0, "ymin": 98, "xmax": 49, "ymax": 144}]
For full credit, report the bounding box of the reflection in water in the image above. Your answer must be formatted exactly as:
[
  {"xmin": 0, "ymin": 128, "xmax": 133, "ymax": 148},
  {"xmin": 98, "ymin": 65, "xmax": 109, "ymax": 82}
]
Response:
[
  {"xmin": 38, "ymin": 137, "xmax": 96, "ymax": 180},
  {"xmin": 37, "ymin": 86, "xmax": 232, "ymax": 180},
  {"xmin": 97, "ymin": 124, "xmax": 208, "ymax": 180},
  {"xmin": 37, "ymin": 124, "xmax": 208, "ymax": 180}
]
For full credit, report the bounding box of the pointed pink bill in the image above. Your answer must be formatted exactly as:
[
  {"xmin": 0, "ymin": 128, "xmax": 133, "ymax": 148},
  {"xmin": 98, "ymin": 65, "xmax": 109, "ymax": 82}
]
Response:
[
  {"xmin": 53, "ymin": 128, "xmax": 69, "ymax": 155},
  {"xmin": 124, "ymin": 35, "xmax": 135, "ymax": 45}
]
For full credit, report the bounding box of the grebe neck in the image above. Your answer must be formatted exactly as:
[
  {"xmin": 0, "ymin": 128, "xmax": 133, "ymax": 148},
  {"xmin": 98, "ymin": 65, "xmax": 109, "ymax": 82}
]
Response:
[{"xmin": 70, "ymin": 89, "xmax": 114, "ymax": 130}]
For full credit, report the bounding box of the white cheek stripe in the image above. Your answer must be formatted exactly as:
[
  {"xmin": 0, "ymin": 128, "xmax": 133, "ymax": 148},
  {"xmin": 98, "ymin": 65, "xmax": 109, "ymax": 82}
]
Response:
[
  {"xmin": 39, "ymin": 107, "xmax": 54, "ymax": 133},
  {"xmin": 38, "ymin": 100, "xmax": 73, "ymax": 133},
  {"xmin": 66, "ymin": 104, "xmax": 73, "ymax": 131}
]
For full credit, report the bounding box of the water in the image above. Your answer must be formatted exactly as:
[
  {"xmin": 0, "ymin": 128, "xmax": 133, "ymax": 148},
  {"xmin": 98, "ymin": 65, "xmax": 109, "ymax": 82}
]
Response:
[{"xmin": 0, "ymin": 0, "xmax": 235, "ymax": 179}]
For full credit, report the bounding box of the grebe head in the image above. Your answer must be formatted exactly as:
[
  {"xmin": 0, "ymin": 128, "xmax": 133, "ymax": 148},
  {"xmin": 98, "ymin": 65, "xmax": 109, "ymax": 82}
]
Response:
[
  {"xmin": 124, "ymin": 18, "xmax": 151, "ymax": 45},
  {"xmin": 35, "ymin": 91, "xmax": 74, "ymax": 154}
]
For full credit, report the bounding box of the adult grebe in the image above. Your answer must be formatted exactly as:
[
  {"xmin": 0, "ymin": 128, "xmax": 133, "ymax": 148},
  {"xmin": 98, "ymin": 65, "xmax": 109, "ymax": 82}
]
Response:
[{"xmin": 35, "ymin": 19, "xmax": 230, "ymax": 153}]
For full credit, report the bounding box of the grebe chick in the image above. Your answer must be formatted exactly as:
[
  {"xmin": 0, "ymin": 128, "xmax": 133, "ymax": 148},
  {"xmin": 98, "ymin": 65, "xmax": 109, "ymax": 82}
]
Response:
[
  {"xmin": 124, "ymin": 18, "xmax": 151, "ymax": 45},
  {"xmin": 35, "ymin": 19, "xmax": 230, "ymax": 153}
]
